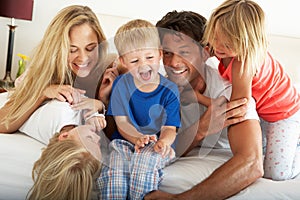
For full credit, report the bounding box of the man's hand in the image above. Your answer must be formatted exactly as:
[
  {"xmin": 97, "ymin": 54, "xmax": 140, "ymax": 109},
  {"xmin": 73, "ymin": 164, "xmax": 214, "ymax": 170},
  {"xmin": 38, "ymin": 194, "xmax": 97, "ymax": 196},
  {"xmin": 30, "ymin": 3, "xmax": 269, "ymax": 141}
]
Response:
[{"xmin": 198, "ymin": 96, "xmax": 247, "ymax": 138}]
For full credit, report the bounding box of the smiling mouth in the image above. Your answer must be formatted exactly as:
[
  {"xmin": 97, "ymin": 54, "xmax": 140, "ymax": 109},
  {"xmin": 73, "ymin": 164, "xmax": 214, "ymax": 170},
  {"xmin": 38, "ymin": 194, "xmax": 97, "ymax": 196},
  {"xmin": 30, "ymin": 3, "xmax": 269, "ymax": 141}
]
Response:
[
  {"xmin": 171, "ymin": 68, "xmax": 187, "ymax": 75},
  {"xmin": 215, "ymin": 50, "xmax": 225, "ymax": 56},
  {"xmin": 74, "ymin": 63, "xmax": 88, "ymax": 68},
  {"xmin": 139, "ymin": 70, "xmax": 152, "ymax": 81}
]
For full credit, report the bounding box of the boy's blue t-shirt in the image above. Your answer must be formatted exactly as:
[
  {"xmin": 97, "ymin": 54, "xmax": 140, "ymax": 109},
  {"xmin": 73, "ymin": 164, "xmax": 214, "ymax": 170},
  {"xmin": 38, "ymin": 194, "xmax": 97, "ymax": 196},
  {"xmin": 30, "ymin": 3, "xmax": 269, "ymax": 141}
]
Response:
[{"xmin": 107, "ymin": 73, "xmax": 181, "ymax": 142}]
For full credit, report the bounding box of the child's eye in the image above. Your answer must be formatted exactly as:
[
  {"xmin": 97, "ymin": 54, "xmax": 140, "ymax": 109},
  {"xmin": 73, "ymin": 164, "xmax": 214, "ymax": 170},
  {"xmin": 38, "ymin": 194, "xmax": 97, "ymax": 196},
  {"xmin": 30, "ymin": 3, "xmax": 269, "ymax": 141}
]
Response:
[{"xmin": 146, "ymin": 56, "xmax": 154, "ymax": 59}]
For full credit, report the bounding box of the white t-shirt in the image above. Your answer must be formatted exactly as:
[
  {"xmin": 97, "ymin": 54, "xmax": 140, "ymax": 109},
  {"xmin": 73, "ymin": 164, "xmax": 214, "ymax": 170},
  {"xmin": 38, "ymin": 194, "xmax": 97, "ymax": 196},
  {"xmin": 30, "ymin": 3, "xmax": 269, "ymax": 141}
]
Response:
[
  {"xmin": 19, "ymin": 100, "xmax": 83, "ymax": 144},
  {"xmin": 176, "ymin": 59, "xmax": 259, "ymax": 154}
]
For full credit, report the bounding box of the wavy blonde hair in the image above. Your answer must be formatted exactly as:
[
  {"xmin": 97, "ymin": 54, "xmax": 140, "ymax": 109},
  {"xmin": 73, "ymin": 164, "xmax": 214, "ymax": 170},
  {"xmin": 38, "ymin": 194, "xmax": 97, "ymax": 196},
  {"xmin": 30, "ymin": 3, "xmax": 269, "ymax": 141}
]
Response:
[
  {"xmin": 203, "ymin": 0, "xmax": 268, "ymax": 77},
  {"xmin": 114, "ymin": 19, "xmax": 161, "ymax": 56},
  {"xmin": 27, "ymin": 133, "xmax": 100, "ymax": 200},
  {"xmin": 3, "ymin": 5, "xmax": 107, "ymax": 126}
]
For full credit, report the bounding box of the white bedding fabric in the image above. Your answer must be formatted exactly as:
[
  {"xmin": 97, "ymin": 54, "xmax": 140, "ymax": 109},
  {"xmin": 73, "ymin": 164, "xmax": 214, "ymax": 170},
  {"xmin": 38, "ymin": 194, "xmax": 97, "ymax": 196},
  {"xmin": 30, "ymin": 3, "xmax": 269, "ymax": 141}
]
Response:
[
  {"xmin": 1, "ymin": 90, "xmax": 300, "ymax": 200},
  {"xmin": 161, "ymin": 148, "xmax": 300, "ymax": 200}
]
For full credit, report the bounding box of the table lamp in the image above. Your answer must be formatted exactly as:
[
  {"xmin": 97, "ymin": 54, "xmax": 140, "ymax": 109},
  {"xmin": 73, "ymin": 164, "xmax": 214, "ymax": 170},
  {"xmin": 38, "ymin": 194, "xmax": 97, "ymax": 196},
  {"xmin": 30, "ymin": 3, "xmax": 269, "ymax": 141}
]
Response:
[{"xmin": 0, "ymin": 0, "xmax": 34, "ymax": 90}]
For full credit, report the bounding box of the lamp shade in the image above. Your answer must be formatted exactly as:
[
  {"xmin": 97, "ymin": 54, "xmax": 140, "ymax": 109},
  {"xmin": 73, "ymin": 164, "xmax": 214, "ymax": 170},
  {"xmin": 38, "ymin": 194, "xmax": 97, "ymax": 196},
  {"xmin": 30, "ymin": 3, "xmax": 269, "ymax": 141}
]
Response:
[{"xmin": 0, "ymin": 0, "xmax": 34, "ymax": 21}]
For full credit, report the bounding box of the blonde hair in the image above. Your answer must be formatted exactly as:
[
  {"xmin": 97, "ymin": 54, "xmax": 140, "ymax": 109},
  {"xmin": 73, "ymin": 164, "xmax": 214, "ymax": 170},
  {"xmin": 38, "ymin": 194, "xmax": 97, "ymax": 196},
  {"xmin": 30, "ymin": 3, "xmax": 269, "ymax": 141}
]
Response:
[
  {"xmin": 3, "ymin": 5, "xmax": 107, "ymax": 126},
  {"xmin": 27, "ymin": 133, "xmax": 100, "ymax": 200},
  {"xmin": 114, "ymin": 19, "xmax": 161, "ymax": 56},
  {"xmin": 203, "ymin": 0, "xmax": 268, "ymax": 76}
]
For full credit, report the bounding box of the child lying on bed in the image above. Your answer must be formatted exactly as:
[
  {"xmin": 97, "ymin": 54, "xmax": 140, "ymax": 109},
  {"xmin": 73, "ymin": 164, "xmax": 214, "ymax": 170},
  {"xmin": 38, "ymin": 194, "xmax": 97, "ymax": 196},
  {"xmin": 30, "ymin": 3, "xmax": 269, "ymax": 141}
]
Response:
[{"xmin": 27, "ymin": 123, "xmax": 105, "ymax": 200}]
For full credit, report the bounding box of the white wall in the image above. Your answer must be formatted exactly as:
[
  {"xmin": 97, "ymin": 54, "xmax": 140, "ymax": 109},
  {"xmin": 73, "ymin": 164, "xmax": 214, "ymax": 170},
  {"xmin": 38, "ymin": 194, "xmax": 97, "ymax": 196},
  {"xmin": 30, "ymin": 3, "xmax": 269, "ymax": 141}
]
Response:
[{"xmin": 0, "ymin": 0, "xmax": 299, "ymax": 83}]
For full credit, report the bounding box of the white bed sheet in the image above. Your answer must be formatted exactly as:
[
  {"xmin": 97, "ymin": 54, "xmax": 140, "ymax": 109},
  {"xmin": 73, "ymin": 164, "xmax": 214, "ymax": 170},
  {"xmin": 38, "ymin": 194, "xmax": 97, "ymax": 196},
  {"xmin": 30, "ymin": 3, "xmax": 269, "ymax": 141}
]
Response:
[
  {"xmin": 1, "ymin": 133, "xmax": 300, "ymax": 200},
  {"xmin": 0, "ymin": 133, "xmax": 43, "ymax": 200},
  {"xmin": 161, "ymin": 148, "xmax": 300, "ymax": 199},
  {"xmin": 1, "ymin": 90, "xmax": 300, "ymax": 199}
]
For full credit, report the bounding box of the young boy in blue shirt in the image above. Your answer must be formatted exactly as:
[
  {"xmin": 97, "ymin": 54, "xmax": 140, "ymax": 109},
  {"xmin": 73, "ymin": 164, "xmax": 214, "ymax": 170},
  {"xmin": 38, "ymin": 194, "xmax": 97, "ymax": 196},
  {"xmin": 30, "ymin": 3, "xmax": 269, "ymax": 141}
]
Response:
[{"xmin": 97, "ymin": 19, "xmax": 181, "ymax": 200}]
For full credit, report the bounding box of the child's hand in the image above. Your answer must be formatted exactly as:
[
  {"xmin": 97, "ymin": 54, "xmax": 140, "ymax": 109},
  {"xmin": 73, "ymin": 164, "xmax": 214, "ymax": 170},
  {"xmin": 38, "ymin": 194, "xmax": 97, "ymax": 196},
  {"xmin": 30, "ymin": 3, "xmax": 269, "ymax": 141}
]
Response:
[
  {"xmin": 134, "ymin": 135, "xmax": 157, "ymax": 152},
  {"xmin": 153, "ymin": 140, "xmax": 175, "ymax": 158},
  {"xmin": 85, "ymin": 114, "xmax": 107, "ymax": 132},
  {"xmin": 71, "ymin": 98, "xmax": 105, "ymax": 118},
  {"xmin": 99, "ymin": 66, "xmax": 119, "ymax": 105}
]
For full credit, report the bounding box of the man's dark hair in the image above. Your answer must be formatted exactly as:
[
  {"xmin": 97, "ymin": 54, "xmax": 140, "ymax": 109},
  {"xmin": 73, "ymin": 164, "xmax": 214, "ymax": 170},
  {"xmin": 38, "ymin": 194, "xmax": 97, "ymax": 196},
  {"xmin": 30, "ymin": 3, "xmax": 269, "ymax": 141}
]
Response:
[{"xmin": 156, "ymin": 10, "xmax": 207, "ymax": 45}]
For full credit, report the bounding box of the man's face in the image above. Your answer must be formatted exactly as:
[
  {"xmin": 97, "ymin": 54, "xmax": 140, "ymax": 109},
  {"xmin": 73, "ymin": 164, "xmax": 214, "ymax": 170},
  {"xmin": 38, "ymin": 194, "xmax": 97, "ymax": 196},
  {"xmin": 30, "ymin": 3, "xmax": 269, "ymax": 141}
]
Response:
[{"xmin": 161, "ymin": 33, "xmax": 206, "ymax": 88}]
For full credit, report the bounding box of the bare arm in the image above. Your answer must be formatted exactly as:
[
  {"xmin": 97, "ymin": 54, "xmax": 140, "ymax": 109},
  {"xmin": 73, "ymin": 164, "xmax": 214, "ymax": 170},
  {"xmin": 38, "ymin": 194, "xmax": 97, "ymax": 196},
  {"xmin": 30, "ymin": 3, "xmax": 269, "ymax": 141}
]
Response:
[
  {"xmin": 115, "ymin": 115, "xmax": 143, "ymax": 144},
  {"xmin": 115, "ymin": 116, "xmax": 157, "ymax": 152},
  {"xmin": 0, "ymin": 85, "xmax": 85, "ymax": 133},
  {"xmin": 180, "ymin": 120, "xmax": 263, "ymax": 199},
  {"xmin": 230, "ymin": 59, "xmax": 252, "ymax": 102},
  {"xmin": 145, "ymin": 119, "xmax": 263, "ymax": 200},
  {"xmin": 0, "ymin": 95, "xmax": 46, "ymax": 133},
  {"xmin": 158, "ymin": 126, "xmax": 177, "ymax": 146},
  {"xmin": 154, "ymin": 126, "xmax": 177, "ymax": 157}
]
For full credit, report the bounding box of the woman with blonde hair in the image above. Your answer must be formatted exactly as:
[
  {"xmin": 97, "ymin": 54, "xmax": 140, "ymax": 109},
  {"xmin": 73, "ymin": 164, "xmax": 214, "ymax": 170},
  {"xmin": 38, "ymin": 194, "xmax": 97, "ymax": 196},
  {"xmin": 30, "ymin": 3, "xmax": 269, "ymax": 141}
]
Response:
[
  {"xmin": 0, "ymin": 4, "xmax": 114, "ymax": 200},
  {"xmin": 0, "ymin": 5, "xmax": 111, "ymax": 135}
]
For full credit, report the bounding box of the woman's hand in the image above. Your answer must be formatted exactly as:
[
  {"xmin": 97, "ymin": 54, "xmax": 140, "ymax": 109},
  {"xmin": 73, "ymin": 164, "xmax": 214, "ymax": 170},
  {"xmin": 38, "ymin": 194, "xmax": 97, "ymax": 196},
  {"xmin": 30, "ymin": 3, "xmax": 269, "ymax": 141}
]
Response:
[
  {"xmin": 43, "ymin": 85, "xmax": 85, "ymax": 104},
  {"xmin": 71, "ymin": 98, "xmax": 105, "ymax": 119}
]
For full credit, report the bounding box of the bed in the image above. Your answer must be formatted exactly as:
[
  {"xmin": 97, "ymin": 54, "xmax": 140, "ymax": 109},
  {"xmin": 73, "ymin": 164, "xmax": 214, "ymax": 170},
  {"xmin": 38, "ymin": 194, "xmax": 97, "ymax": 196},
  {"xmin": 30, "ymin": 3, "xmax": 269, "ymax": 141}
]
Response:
[{"xmin": 1, "ymin": 91, "xmax": 300, "ymax": 200}]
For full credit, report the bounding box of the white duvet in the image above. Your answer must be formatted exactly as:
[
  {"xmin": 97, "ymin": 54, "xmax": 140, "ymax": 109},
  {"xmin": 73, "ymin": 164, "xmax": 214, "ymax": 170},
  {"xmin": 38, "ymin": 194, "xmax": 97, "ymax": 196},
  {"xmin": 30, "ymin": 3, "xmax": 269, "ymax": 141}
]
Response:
[{"xmin": 1, "ymin": 92, "xmax": 300, "ymax": 200}]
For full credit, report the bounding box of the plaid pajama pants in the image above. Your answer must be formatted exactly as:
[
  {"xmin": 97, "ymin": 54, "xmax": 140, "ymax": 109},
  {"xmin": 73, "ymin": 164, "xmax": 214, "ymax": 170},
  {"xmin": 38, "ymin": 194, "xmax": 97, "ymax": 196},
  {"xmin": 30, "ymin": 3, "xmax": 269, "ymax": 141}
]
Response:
[{"xmin": 97, "ymin": 139, "xmax": 174, "ymax": 200}]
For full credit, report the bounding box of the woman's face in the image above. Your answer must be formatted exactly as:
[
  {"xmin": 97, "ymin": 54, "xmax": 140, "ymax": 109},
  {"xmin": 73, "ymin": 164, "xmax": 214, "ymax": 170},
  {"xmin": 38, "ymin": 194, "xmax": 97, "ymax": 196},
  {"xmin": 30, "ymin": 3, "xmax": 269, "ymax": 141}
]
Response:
[{"xmin": 68, "ymin": 23, "xmax": 99, "ymax": 77}]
